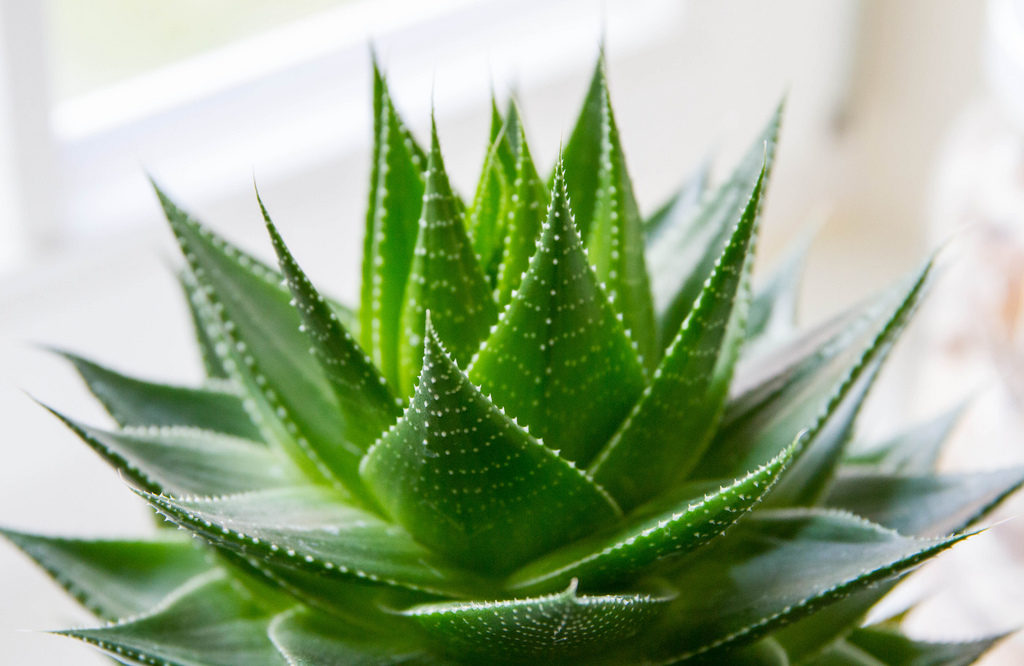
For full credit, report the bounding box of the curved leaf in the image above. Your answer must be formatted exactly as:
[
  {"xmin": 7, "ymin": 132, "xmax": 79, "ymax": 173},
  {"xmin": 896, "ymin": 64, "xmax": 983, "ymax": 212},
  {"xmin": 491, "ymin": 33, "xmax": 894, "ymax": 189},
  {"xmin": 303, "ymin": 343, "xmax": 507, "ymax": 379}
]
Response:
[
  {"xmin": 362, "ymin": 322, "xmax": 621, "ymax": 573},
  {"xmin": 360, "ymin": 62, "xmax": 426, "ymax": 389},
  {"xmin": 745, "ymin": 228, "xmax": 812, "ymax": 350},
  {"xmin": 404, "ymin": 581, "xmax": 667, "ymax": 660},
  {"xmin": 589, "ymin": 159, "xmax": 764, "ymax": 508},
  {"xmin": 59, "ymin": 351, "xmax": 261, "ymax": 442},
  {"xmin": 507, "ymin": 439, "xmax": 796, "ymax": 596},
  {"xmin": 48, "ymin": 408, "xmax": 302, "ymax": 497},
  {"xmin": 466, "ymin": 123, "xmax": 513, "ymax": 283},
  {"xmin": 137, "ymin": 486, "xmax": 484, "ymax": 597},
  {"xmin": 643, "ymin": 156, "xmax": 710, "ymax": 242},
  {"xmin": 59, "ymin": 572, "xmax": 285, "ymax": 666},
  {"xmin": 469, "ymin": 164, "xmax": 645, "ymax": 467},
  {"xmin": 656, "ymin": 103, "xmax": 782, "ymax": 353},
  {"xmin": 643, "ymin": 509, "xmax": 969, "ymax": 662},
  {"xmin": 825, "ymin": 467, "xmax": 1024, "ymax": 536},
  {"xmin": 1, "ymin": 530, "xmax": 211, "ymax": 623},
  {"xmin": 846, "ymin": 626, "xmax": 1004, "ymax": 666},
  {"xmin": 846, "ymin": 403, "xmax": 966, "ymax": 474},
  {"xmin": 179, "ymin": 271, "xmax": 230, "ymax": 379},
  {"xmin": 261, "ymin": 196, "xmax": 401, "ymax": 454},
  {"xmin": 397, "ymin": 117, "xmax": 498, "ymax": 396},
  {"xmin": 269, "ymin": 607, "xmax": 439, "ymax": 665}
]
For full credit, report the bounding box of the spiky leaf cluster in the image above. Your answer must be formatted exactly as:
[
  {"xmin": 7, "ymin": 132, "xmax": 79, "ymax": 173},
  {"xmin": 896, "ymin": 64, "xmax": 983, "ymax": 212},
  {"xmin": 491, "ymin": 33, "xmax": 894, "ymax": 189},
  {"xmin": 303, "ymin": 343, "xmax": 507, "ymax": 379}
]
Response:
[{"xmin": 5, "ymin": 53, "xmax": 1021, "ymax": 665}]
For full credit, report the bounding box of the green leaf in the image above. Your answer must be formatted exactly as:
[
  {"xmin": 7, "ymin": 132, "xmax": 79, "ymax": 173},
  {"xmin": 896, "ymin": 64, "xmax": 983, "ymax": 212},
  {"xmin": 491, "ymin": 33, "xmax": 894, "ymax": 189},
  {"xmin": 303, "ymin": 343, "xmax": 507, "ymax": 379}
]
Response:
[
  {"xmin": 404, "ymin": 580, "xmax": 668, "ymax": 660},
  {"xmin": 158, "ymin": 188, "xmax": 364, "ymax": 500},
  {"xmin": 138, "ymin": 485, "xmax": 484, "ymax": 597},
  {"xmin": 360, "ymin": 62, "xmax": 427, "ymax": 390},
  {"xmin": 466, "ymin": 126, "xmax": 512, "ymax": 284},
  {"xmin": 560, "ymin": 51, "xmax": 607, "ymax": 241},
  {"xmin": 583, "ymin": 71, "xmax": 658, "ymax": 370},
  {"xmin": 494, "ymin": 118, "xmax": 548, "ymax": 308},
  {"xmin": 468, "ymin": 163, "xmax": 645, "ymax": 466},
  {"xmin": 846, "ymin": 625, "xmax": 1004, "ymax": 666},
  {"xmin": 825, "ymin": 467, "xmax": 1024, "ymax": 536},
  {"xmin": 362, "ymin": 322, "xmax": 621, "ymax": 573},
  {"xmin": 269, "ymin": 607, "xmax": 439, "ymax": 665},
  {"xmin": 696, "ymin": 272, "xmax": 920, "ymax": 482},
  {"xmin": 846, "ymin": 403, "xmax": 966, "ymax": 474},
  {"xmin": 47, "ymin": 407, "xmax": 303, "ymax": 496},
  {"xmin": 766, "ymin": 260, "xmax": 933, "ymax": 506},
  {"xmin": 59, "ymin": 351, "xmax": 262, "ymax": 442},
  {"xmin": 770, "ymin": 579, "xmax": 898, "ymax": 663},
  {"xmin": 589, "ymin": 158, "xmax": 764, "ymax": 508},
  {"xmin": 507, "ymin": 439, "xmax": 796, "ymax": 596},
  {"xmin": 260, "ymin": 194, "xmax": 402, "ymax": 454},
  {"xmin": 1, "ymin": 530, "xmax": 211, "ymax": 623},
  {"xmin": 643, "ymin": 156, "xmax": 710, "ymax": 241},
  {"xmin": 397, "ymin": 117, "xmax": 498, "ymax": 396},
  {"xmin": 60, "ymin": 572, "xmax": 285, "ymax": 666},
  {"xmin": 179, "ymin": 271, "xmax": 230, "ymax": 379},
  {"xmin": 807, "ymin": 639, "xmax": 887, "ymax": 665},
  {"xmin": 656, "ymin": 103, "xmax": 782, "ymax": 353},
  {"xmin": 644, "ymin": 508, "xmax": 970, "ymax": 662}
]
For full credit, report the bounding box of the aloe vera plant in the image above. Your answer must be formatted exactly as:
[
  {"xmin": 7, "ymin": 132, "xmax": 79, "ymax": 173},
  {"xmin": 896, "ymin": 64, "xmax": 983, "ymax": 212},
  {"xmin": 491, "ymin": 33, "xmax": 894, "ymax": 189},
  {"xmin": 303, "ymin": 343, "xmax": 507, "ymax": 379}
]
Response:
[{"xmin": 5, "ymin": 52, "xmax": 1021, "ymax": 665}]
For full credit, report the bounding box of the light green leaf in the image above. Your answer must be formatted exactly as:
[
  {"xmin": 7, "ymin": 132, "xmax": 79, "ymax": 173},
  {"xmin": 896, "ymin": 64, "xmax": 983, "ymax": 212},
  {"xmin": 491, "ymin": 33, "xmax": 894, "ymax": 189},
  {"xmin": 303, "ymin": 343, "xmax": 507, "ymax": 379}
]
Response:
[
  {"xmin": 645, "ymin": 508, "xmax": 969, "ymax": 662},
  {"xmin": 158, "ymin": 188, "xmax": 363, "ymax": 500},
  {"xmin": 362, "ymin": 322, "xmax": 621, "ymax": 573},
  {"xmin": 404, "ymin": 580, "xmax": 668, "ymax": 660},
  {"xmin": 261, "ymin": 195, "xmax": 401, "ymax": 454},
  {"xmin": 825, "ymin": 467, "xmax": 1024, "ymax": 536},
  {"xmin": 745, "ymin": 229, "xmax": 812, "ymax": 349},
  {"xmin": 846, "ymin": 403, "xmax": 966, "ymax": 474},
  {"xmin": 138, "ymin": 485, "xmax": 484, "ymax": 597},
  {"xmin": 1, "ymin": 530, "xmax": 211, "ymax": 623},
  {"xmin": 179, "ymin": 271, "xmax": 230, "ymax": 379},
  {"xmin": 59, "ymin": 351, "xmax": 261, "ymax": 442},
  {"xmin": 589, "ymin": 159, "xmax": 764, "ymax": 508},
  {"xmin": 360, "ymin": 62, "xmax": 427, "ymax": 390},
  {"xmin": 269, "ymin": 607, "xmax": 440, "ymax": 665},
  {"xmin": 807, "ymin": 639, "xmax": 886, "ymax": 665},
  {"xmin": 469, "ymin": 163, "xmax": 645, "ymax": 466},
  {"xmin": 507, "ymin": 440, "xmax": 796, "ymax": 596},
  {"xmin": 47, "ymin": 407, "xmax": 303, "ymax": 496},
  {"xmin": 656, "ymin": 103, "xmax": 782, "ymax": 353},
  {"xmin": 845, "ymin": 626, "xmax": 1004, "ymax": 666},
  {"xmin": 766, "ymin": 260, "xmax": 933, "ymax": 506},
  {"xmin": 397, "ymin": 117, "xmax": 498, "ymax": 397},
  {"xmin": 494, "ymin": 117, "xmax": 548, "ymax": 308},
  {"xmin": 466, "ymin": 126, "xmax": 513, "ymax": 284},
  {"xmin": 60, "ymin": 572, "xmax": 285, "ymax": 666}
]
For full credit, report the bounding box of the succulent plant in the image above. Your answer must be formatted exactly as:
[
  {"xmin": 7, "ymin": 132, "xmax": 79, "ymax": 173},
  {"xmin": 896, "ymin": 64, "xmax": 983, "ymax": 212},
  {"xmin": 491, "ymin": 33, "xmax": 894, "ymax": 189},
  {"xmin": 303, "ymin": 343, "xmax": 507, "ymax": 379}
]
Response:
[{"xmin": 5, "ymin": 52, "xmax": 1022, "ymax": 665}]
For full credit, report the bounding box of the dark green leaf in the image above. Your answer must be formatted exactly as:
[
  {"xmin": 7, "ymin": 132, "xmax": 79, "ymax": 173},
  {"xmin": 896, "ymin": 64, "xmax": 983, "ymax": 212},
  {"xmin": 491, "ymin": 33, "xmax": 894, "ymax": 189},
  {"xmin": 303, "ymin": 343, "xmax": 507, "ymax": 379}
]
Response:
[
  {"xmin": 494, "ymin": 118, "xmax": 548, "ymax": 308},
  {"xmin": 261, "ymin": 195, "xmax": 401, "ymax": 454},
  {"xmin": 159, "ymin": 189, "xmax": 364, "ymax": 500},
  {"xmin": 766, "ymin": 260, "xmax": 933, "ymax": 506},
  {"xmin": 825, "ymin": 467, "xmax": 1024, "ymax": 536},
  {"xmin": 469, "ymin": 164, "xmax": 645, "ymax": 466},
  {"xmin": 846, "ymin": 625, "xmax": 1004, "ymax": 666},
  {"xmin": 507, "ymin": 439, "xmax": 796, "ymax": 596},
  {"xmin": 269, "ymin": 607, "xmax": 439, "ymax": 665},
  {"xmin": 60, "ymin": 572, "xmax": 285, "ymax": 666},
  {"xmin": 397, "ymin": 117, "xmax": 498, "ymax": 396},
  {"xmin": 656, "ymin": 103, "xmax": 782, "ymax": 353},
  {"xmin": 1, "ymin": 530, "xmax": 211, "ymax": 623},
  {"xmin": 360, "ymin": 62, "xmax": 427, "ymax": 390},
  {"xmin": 644, "ymin": 508, "xmax": 969, "ymax": 662},
  {"xmin": 362, "ymin": 322, "xmax": 621, "ymax": 573},
  {"xmin": 404, "ymin": 581, "xmax": 667, "ymax": 660},
  {"xmin": 138, "ymin": 486, "xmax": 484, "ymax": 597},
  {"xmin": 589, "ymin": 159, "xmax": 764, "ymax": 507},
  {"xmin": 59, "ymin": 350, "xmax": 261, "ymax": 442},
  {"xmin": 46, "ymin": 407, "xmax": 302, "ymax": 496}
]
